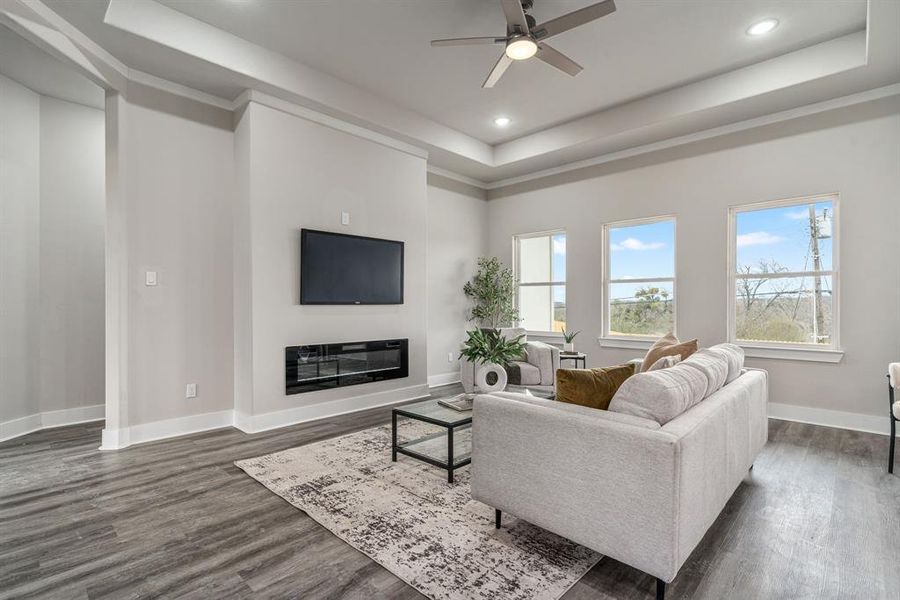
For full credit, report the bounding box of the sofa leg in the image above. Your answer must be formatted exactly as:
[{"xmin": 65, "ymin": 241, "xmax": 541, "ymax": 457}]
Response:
[
  {"xmin": 656, "ymin": 578, "xmax": 666, "ymax": 600},
  {"xmin": 495, "ymin": 509, "xmax": 502, "ymax": 529}
]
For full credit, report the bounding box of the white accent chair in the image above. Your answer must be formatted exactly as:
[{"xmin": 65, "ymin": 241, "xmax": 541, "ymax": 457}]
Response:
[{"xmin": 459, "ymin": 327, "xmax": 560, "ymax": 395}]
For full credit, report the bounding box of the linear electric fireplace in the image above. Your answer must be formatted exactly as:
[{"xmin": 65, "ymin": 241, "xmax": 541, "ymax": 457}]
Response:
[{"xmin": 285, "ymin": 338, "xmax": 409, "ymax": 395}]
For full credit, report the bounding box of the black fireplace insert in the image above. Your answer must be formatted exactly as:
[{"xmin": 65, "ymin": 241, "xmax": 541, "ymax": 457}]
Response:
[{"xmin": 285, "ymin": 338, "xmax": 409, "ymax": 395}]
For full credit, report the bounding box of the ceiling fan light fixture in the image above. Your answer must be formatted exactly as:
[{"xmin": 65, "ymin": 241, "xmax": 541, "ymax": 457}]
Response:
[
  {"xmin": 747, "ymin": 18, "xmax": 779, "ymax": 36},
  {"xmin": 505, "ymin": 36, "xmax": 538, "ymax": 60}
]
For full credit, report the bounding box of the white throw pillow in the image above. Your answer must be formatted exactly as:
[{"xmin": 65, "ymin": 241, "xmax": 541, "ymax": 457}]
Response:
[
  {"xmin": 680, "ymin": 348, "xmax": 729, "ymax": 399},
  {"xmin": 707, "ymin": 343, "xmax": 744, "ymax": 384},
  {"xmin": 647, "ymin": 354, "xmax": 681, "ymax": 371},
  {"xmin": 608, "ymin": 363, "xmax": 707, "ymax": 425}
]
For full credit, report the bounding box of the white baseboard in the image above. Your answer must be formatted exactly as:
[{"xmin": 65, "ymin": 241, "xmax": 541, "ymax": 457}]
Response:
[
  {"xmin": 237, "ymin": 383, "xmax": 430, "ymax": 434},
  {"xmin": 428, "ymin": 372, "xmax": 460, "ymax": 388},
  {"xmin": 98, "ymin": 384, "xmax": 431, "ymax": 449},
  {"xmin": 768, "ymin": 402, "xmax": 899, "ymax": 437},
  {"xmin": 99, "ymin": 409, "xmax": 235, "ymax": 450},
  {"xmin": 0, "ymin": 404, "xmax": 105, "ymax": 443}
]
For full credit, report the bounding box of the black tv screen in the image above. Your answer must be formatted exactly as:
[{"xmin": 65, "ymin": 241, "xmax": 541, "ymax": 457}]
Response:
[{"xmin": 300, "ymin": 229, "xmax": 404, "ymax": 305}]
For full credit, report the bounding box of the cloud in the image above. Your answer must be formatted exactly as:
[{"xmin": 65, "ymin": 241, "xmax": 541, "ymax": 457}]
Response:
[
  {"xmin": 611, "ymin": 237, "xmax": 665, "ymax": 251},
  {"xmin": 552, "ymin": 237, "xmax": 566, "ymax": 254},
  {"xmin": 785, "ymin": 209, "xmax": 809, "ymax": 220},
  {"xmin": 736, "ymin": 231, "xmax": 784, "ymax": 247}
]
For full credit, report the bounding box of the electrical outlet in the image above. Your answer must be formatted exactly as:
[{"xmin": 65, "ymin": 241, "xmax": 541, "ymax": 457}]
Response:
[
  {"xmin": 448, "ymin": 352, "xmax": 455, "ymax": 363},
  {"xmin": 145, "ymin": 271, "xmax": 158, "ymax": 286},
  {"xmin": 341, "ymin": 211, "xmax": 350, "ymax": 225},
  {"xmin": 185, "ymin": 383, "xmax": 197, "ymax": 398}
]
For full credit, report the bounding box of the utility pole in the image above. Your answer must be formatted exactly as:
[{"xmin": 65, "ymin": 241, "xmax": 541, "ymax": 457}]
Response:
[{"xmin": 808, "ymin": 205, "xmax": 826, "ymax": 342}]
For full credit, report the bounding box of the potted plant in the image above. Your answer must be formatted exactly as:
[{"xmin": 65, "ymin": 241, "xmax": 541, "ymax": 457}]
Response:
[
  {"xmin": 561, "ymin": 328, "xmax": 580, "ymax": 353},
  {"xmin": 459, "ymin": 328, "xmax": 525, "ymax": 394},
  {"xmin": 463, "ymin": 257, "xmax": 519, "ymax": 329}
]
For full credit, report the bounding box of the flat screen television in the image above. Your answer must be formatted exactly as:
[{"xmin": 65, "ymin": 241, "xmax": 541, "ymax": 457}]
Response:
[{"xmin": 300, "ymin": 229, "xmax": 404, "ymax": 305}]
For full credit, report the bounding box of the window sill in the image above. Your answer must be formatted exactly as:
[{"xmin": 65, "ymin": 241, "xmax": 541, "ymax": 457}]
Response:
[
  {"xmin": 597, "ymin": 337, "xmax": 655, "ymax": 350},
  {"xmin": 738, "ymin": 344, "xmax": 844, "ymax": 364}
]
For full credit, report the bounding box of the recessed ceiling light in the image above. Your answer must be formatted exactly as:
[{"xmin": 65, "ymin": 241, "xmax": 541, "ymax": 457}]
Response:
[
  {"xmin": 747, "ymin": 18, "xmax": 779, "ymax": 36},
  {"xmin": 493, "ymin": 116, "xmax": 511, "ymax": 127},
  {"xmin": 505, "ymin": 36, "xmax": 538, "ymax": 60}
]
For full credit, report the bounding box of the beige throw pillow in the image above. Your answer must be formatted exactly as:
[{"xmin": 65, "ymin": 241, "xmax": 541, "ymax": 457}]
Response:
[
  {"xmin": 647, "ymin": 355, "xmax": 681, "ymax": 371},
  {"xmin": 641, "ymin": 333, "xmax": 699, "ymax": 372}
]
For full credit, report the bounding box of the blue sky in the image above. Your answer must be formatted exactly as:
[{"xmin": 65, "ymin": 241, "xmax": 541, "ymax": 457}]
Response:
[
  {"xmin": 736, "ymin": 201, "xmax": 833, "ymax": 273},
  {"xmin": 608, "ymin": 220, "xmax": 675, "ymax": 301}
]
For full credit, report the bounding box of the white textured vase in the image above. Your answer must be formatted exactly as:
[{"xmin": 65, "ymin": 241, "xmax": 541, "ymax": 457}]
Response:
[
  {"xmin": 563, "ymin": 342, "xmax": 575, "ymax": 353},
  {"xmin": 475, "ymin": 363, "xmax": 507, "ymax": 393}
]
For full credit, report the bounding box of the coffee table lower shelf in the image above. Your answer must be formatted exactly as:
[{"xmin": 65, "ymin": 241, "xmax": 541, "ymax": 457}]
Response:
[{"xmin": 391, "ymin": 401, "xmax": 473, "ymax": 483}]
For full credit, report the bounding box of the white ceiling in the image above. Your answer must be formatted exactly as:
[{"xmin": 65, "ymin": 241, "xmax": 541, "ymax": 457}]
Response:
[
  {"xmin": 45, "ymin": 0, "xmax": 866, "ymax": 144},
  {"xmin": 0, "ymin": 24, "xmax": 104, "ymax": 109}
]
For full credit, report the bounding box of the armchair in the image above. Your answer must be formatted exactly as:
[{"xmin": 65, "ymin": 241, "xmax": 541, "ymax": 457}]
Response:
[{"xmin": 459, "ymin": 328, "xmax": 560, "ymax": 395}]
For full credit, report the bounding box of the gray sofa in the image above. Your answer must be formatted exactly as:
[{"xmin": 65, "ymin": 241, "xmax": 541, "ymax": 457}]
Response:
[{"xmin": 471, "ymin": 366, "xmax": 768, "ymax": 599}]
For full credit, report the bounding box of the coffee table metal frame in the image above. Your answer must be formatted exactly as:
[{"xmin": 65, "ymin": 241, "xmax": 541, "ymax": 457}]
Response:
[{"xmin": 391, "ymin": 403, "xmax": 472, "ymax": 483}]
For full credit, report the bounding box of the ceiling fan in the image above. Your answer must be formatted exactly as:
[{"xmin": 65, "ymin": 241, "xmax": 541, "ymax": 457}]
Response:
[{"xmin": 431, "ymin": 0, "xmax": 616, "ymax": 88}]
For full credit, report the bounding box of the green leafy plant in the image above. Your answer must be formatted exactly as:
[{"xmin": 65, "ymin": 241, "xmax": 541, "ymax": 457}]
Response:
[
  {"xmin": 561, "ymin": 328, "xmax": 581, "ymax": 344},
  {"xmin": 463, "ymin": 257, "xmax": 519, "ymax": 329},
  {"xmin": 459, "ymin": 328, "xmax": 525, "ymax": 366}
]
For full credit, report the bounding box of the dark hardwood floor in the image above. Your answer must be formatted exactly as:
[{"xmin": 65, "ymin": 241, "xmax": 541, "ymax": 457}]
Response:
[{"xmin": 2, "ymin": 386, "xmax": 898, "ymax": 599}]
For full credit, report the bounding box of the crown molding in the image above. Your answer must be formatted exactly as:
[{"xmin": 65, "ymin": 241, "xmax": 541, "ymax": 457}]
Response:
[
  {"xmin": 426, "ymin": 165, "xmax": 488, "ymax": 189},
  {"xmin": 485, "ymin": 82, "xmax": 900, "ymax": 192},
  {"xmin": 128, "ymin": 68, "xmax": 234, "ymax": 110},
  {"xmin": 233, "ymin": 89, "xmax": 429, "ymax": 160}
]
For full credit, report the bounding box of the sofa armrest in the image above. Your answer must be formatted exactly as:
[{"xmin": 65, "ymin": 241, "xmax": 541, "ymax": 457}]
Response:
[
  {"xmin": 524, "ymin": 341, "xmax": 560, "ymax": 386},
  {"xmin": 471, "ymin": 393, "xmax": 681, "ymax": 581}
]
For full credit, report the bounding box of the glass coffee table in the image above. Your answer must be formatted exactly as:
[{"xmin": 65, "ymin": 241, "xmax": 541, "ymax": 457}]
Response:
[{"xmin": 392, "ymin": 399, "xmax": 472, "ymax": 483}]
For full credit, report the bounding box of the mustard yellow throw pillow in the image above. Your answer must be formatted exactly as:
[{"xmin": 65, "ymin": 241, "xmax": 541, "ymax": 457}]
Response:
[
  {"xmin": 556, "ymin": 364, "xmax": 636, "ymax": 411},
  {"xmin": 641, "ymin": 333, "xmax": 699, "ymax": 373}
]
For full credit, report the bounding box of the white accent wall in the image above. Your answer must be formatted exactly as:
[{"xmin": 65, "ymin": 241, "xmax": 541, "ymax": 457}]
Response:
[
  {"xmin": 486, "ymin": 98, "xmax": 900, "ymax": 424},
  {"xmin": 426, "ymin": 174, "xmax": 488, "ymax": 385},
  {"xmin": 233, "ymin": 101, "xmax": 430, "ymax": 430}
]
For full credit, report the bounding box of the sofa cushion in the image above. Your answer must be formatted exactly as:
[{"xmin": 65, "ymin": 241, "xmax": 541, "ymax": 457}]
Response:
[
  {"xmin": 556, "ymin": 364, "xmax": 635, "ymax": 411},
  {"xmin": 707, "ymin": 343, "xmax": 744, "ymax": 384},
  {"xmin": 485, "ymin": 391, "xmax": 662, "ymax": 430},
  {"xmin": 609, "ymin": 362, "xmax": 707, "ymax": 425},
  {"xmin": 505, "ymin": 360, "xmax": 541, "ymax": 386},
  {"xmin": 641, "ymin": 333, "xmax": 699, "ymax": 372},
  {"xmin": 680, "ymin": 348, "xmax": 728, "ymax": 398}
]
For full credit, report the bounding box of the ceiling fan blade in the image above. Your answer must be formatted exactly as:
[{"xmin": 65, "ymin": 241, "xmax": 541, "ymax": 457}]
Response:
[
  {"xmin": 431, "ymin": 37, "xmax": 506, "ymax": 47},
  {"xmin": 536, "ymin": 43, "xmax": 583, "ymax": 76},
  {"xmin": 532, "ymin": 0, "xmax": 616, "ymax": 41},
  {"xmin": 501, "ymin": 0, "xmax": 530, "ymax": 34},
  {"xmin": 482, "ymin": 52, "xmax": 513, "ymax": 88}
]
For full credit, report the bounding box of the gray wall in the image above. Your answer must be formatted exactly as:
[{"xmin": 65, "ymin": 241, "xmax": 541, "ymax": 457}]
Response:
[
  {"xmin": 426, "ymin": 174, "xmax": 487, "ymax": 383},
  {"xmin": 0, "ymin": 74, "xmax": 40, "ymax": 423},
  {"xmin": 486, "ymin": 98, "xmax": 900, "ymax": 420},
  {"xmin": 0, "ymin": 74, "xmax": 105, "ymax": 427},
  {"xmin": 39, "ymin": 96, "xmax": 105, "ymax": 414},
  {"xmin": 119, "ymin": 87, "xmax": 235, "ymax": 427},
  {"xmin": 234, "ymin": 102, "xmax": 429, "ymax": 421}
]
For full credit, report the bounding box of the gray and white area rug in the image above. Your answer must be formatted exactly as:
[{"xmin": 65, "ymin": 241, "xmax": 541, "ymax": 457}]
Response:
[{"xmin": 235, "ymin": 422, "xmax": 601, "ymax": 600}]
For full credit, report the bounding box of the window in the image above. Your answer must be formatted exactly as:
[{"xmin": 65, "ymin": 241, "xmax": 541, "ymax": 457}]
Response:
[
  {"xmin": 729, "ymin": 195, "xmax": 838, "ymax": 349},
  {"xmin": 513, "ymin": 231, "xmax": 566, "ymax": 333},
  {"xmin": 603, "ymin": 217, "xmax": 676, "ymax": 338}
]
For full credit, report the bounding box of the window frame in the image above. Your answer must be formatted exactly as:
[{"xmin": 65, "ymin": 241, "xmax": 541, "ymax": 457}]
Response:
[
  {"xmin": 512, "ymin": 229, "xmax": 567, "ymax": 336},
  {"xmin": 601, "ymin": 215, "xmax": 678, "ymax": 343},
  {"xmin": 726, "ymin": 193, "xmax": 841, "ymax": 358}
]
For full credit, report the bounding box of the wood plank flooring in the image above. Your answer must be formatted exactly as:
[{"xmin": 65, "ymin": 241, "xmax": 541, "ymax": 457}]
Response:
[{"xmin": 1, "ymin": 386, "xmax": 898, "ymax": 599}]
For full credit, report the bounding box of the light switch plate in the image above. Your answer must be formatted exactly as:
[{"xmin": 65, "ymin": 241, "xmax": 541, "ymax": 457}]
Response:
[
  {"xmin": 341, "ymin": 211, "xmax": 350, "ymax": 225},
  {"xmin": 185, "ymin": 383, "xmax": 197, "ymax": 398},
  {"xmin": 145, "ymin": 271, "xmax": 158, "ymax": 286}
]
